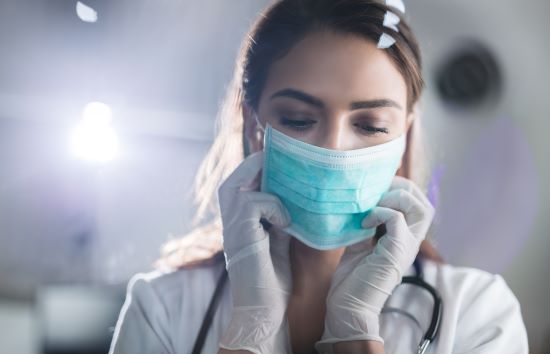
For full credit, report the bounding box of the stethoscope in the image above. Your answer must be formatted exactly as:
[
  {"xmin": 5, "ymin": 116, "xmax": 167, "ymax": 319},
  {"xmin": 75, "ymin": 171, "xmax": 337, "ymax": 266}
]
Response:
[
  {"xmin": 191, "ymin": 257, "xmax": 443, "ymax": 354},
  {"xmin": 396, "ymin": 258, "xmax": 443, "ymax": 354}
]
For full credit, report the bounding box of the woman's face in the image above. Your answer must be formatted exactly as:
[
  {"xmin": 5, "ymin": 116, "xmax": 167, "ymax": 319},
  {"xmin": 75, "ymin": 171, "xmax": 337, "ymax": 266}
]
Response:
[{"xmin": 248, "ymin": 30, "xmax": 413, "ymax": 151}]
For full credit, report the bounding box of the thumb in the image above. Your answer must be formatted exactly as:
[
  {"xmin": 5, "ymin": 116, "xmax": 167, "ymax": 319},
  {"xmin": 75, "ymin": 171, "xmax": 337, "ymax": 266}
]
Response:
[
  {"xmin": 245, "ymin": 191, "xmax": 292, "ymax": 229},
  {"xmin": 361, "ymin": 206, "xmax": 408, "ymax": 236}
]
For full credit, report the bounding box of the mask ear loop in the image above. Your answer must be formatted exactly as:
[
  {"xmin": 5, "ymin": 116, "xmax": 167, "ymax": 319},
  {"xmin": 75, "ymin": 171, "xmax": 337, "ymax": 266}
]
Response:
[
  {"xmin": 253, "ymin": 113, "xmax": 265, "ymax": 144},
  {"xmin": 254, "ymin": 113, "xmax": 265, "ymax": 133}
]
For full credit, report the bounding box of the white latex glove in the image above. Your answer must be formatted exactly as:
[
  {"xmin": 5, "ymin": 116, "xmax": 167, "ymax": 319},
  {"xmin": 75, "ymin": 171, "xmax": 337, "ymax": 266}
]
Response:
[
  {"xmin": 315, "ymin": 176, "xmax": 435, "ymax": 353},
  {"xmin": 218, "ymin": 151, "xmax": 293, "ymax": 354}
]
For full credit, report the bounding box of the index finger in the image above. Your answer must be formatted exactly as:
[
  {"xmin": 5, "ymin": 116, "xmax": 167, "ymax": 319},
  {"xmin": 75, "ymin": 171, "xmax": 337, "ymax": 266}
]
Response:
[
  {"xmin": 387, "ymin": 176, "xmax": 432, "ymax": 208},
  {"xmin": 219, "ymin": 151, "xmax": 264, "ymax": 194}
]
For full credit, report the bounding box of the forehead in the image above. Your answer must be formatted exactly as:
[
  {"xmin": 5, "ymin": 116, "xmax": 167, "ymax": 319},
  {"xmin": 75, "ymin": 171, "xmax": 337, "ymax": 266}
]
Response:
[{"xmin": 259, "ymin": 30, "xmax": 407, "ymax": 109}]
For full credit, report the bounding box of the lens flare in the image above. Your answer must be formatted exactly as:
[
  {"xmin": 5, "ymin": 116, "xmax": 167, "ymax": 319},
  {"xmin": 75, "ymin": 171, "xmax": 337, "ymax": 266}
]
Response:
[{"xmin": 70, "ymin": 102, "xmax": 119, "ymax": 162}]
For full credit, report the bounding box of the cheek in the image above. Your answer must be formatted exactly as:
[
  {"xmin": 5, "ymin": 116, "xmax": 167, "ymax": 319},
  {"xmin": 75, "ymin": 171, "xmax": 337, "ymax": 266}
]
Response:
[
  {"xmin": 384, "ymin": 113, "xmax": 409, "ymax": 139},
  {"xmin": 258, "ymin": 110, "xmax": 308, "ymax": 140},
  {"xmin": 394, "ymin": 120, "xmax": 409, "ymax": 138},
  {"xmin": 258, "ymin": 107, "xmax": 277, "ymax": 127}
]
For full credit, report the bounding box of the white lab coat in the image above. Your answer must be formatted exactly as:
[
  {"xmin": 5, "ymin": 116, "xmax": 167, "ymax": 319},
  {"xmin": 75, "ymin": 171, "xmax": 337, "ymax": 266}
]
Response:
[{"xmin": 109, "ymin": 257, "xmax": 528, "ymax": 354}]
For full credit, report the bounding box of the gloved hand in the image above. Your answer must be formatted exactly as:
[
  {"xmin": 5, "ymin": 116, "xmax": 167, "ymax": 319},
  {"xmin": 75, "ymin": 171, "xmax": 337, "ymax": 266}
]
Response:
[
  {"xmin": 218, "ymin": 151, "xmax": 293, "ymax": 354},
  {"xmin": 315, "ymin": 176, "xmax": 435, "ymax": 353}
]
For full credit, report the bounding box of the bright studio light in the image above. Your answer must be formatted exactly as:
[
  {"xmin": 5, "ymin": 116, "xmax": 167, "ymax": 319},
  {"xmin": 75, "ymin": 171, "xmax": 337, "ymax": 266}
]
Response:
[
  {"xmin": 76, "ymin": 2, "xmax": 98, "ymax": 23},
  {"xmin": 70, "ymin": 102, "xmax": 119, "ymax": 162}
]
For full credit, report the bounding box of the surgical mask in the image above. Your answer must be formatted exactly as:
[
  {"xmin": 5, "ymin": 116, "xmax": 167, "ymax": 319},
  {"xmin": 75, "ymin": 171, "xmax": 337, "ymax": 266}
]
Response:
[{"xmin": 259, "ymin": 122, "xmax": 406, "ymax": 250}]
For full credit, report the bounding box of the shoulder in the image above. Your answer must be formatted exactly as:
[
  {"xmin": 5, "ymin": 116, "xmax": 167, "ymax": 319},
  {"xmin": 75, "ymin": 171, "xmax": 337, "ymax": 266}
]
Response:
[
  {"xmin": 109, "ymin": 261, "xmax": 227, "ymax": 354},
  {"xmin": 422, "ymin": 259, "xmax": 528, "ymax": 353},
  {"xmin": 422, "ymin": 259, "xmax": 520, "ymax": 308},
  {"xmin": 126, "ymin": 260, "xmax": 226, "ymax": 311}
]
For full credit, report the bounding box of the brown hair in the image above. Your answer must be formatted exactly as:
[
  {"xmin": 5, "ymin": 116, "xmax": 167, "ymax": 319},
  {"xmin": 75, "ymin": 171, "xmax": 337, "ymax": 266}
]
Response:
[{"xmin": 156, "ymin": 0, "xmax": 444, "ymax": 270}]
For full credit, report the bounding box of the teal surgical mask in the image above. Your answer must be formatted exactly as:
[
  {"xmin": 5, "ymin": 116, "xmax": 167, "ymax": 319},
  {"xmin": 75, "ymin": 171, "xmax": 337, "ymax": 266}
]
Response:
[{"xmin": 259, "ymin": 122, "xmax": 406, "ymax": 250}]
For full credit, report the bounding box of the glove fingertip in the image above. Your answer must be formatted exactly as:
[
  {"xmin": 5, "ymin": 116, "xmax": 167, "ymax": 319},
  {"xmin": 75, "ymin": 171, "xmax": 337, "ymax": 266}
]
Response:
[
  {"xmin": 273, "ymin": 202, "xmax": 291, "ymax": 227},
  {"xmin": 276, "ymin": 212, "xmax": 291, "ymax": 228},
  {"xmin": 263, "ymin": 209, "xmax": 291, "ymax": 229},
  {"xmin": 361, "ymin": 209, "xmax": 378, "ymax": 229}
]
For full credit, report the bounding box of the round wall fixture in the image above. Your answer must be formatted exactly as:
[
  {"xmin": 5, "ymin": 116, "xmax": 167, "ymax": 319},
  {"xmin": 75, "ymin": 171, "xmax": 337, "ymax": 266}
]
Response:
[{"xmin": 435, "ymin": 39, "xmax": 502, "ymax": 110}]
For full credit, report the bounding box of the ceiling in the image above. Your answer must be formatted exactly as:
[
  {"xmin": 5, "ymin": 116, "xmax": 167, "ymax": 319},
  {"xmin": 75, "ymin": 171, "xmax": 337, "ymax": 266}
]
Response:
[{"xmin": 0, "ymin": 0, "xmax": 269, "ymax": 139}]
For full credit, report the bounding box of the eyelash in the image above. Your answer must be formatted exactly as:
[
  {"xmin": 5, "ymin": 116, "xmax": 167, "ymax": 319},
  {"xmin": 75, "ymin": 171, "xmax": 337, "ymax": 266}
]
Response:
[
  {"xmin": 279, "ymin": 117, "xmax": 389, "ymax": 135},
  {"xmin": 280, "ymin": 117, "xmax": 316, "ymax": 130},
  {"xmin": 355, "ymin": 124, "xmax": 389, "ymax": 135}
]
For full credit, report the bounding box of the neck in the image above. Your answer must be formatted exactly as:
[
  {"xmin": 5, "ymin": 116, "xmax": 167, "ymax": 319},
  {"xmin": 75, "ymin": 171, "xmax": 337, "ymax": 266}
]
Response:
[
  {"xmin": 290, "ymin": 238, "xmax": 345, "ymax": 294},
  {"xmin": 288, "ymin": 237, "xmax": 345, "ymax": 354}
]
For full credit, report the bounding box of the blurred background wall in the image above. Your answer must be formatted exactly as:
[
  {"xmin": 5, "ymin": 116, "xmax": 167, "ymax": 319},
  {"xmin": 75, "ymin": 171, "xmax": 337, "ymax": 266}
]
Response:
[{"xmin": 0, "ymin": 0, "xmax": 548, "ymax": 353}]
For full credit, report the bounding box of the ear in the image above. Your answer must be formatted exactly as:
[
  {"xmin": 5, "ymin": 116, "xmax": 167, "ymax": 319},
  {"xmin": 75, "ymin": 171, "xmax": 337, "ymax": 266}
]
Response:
[
  {"xmin": 396, "ymin": 103, "xmax": 418, "ymax": 177},
  {"xmin": 405, "ymin": 102, "xmax": 419, "ymax": 131},
  {"xmin": 242, "ymin": 102, "xmax": 264, "ymax": 153}
]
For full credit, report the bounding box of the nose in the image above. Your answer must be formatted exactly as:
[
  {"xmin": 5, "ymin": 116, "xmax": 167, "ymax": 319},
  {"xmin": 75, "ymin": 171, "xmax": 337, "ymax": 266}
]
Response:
[{"xmin": 319, "ymin": 117, "xmax": 348, "ymax": 151}]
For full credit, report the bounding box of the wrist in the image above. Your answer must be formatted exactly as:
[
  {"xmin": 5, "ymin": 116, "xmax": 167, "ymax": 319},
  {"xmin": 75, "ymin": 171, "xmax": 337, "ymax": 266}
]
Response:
[
  {"xmin": 218, "ymin": 349, "xmax": 255, "ymax": 354},
  {"xmin": 333, "ymin": 340, "xmax": 385, "ymax": 354},
  {"xmin": 221, "ymin": 309, "xmax": 291, "ymax": 354},
  {"xmin": 315, "ymin": 311, "xmax": 383, "ymax": 354}
]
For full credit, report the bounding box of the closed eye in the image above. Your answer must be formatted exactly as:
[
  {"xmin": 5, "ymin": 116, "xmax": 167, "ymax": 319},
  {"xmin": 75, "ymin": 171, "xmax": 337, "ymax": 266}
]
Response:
[
  {"xmin": 354, "ymin": 123, "xmax": 389, "ymax": 135},
  {"xmin": 279, "ymin": 117, "xmax": 317, "ymax": 130}
]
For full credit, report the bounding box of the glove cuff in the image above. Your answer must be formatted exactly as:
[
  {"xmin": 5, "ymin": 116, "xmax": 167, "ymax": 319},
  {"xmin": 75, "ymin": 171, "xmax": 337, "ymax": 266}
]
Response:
[
  {"xmin": 314, "ymin": 334, "xmax": 385, "ymax": 354},
  {"xmin": 219, "ymin": 306, "xmax": 290, "ymax": 354},
  {"xmin": 225, "ymin": 236, "xmax": 269, "ymax": 270}
]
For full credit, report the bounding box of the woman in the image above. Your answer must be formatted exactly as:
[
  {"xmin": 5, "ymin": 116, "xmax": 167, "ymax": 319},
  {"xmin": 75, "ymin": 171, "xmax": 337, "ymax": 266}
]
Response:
[{"xmin": 109, "ymin": 0, "xmax": 528, "ymax": 353}]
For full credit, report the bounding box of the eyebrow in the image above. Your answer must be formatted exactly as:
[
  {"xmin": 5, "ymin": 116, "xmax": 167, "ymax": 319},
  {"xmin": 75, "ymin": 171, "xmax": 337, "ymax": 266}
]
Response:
[{"xmin": 269, "ymin": 88, "xmax": 403, "ymax": 111}]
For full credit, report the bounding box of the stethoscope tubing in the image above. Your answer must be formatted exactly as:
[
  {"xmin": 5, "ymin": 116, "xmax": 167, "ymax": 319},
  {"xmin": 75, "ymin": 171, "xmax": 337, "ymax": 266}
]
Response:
[
  {"xmin": 192, "ymin": 256, "xmax": 442, "ymax": 354},
  {"xmin": 401, "ymin": 258, "xmax": 443, "ymax": 354}
]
